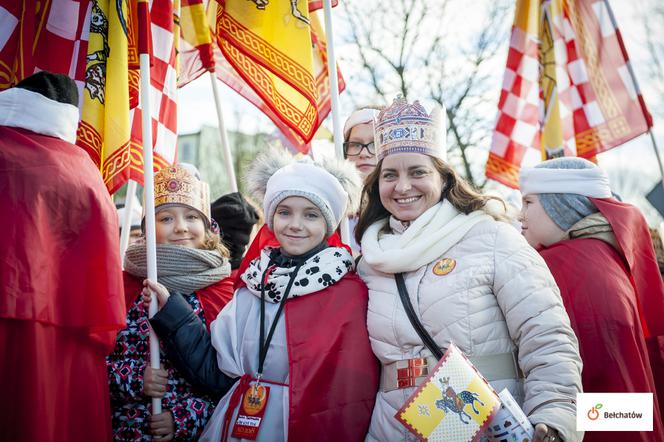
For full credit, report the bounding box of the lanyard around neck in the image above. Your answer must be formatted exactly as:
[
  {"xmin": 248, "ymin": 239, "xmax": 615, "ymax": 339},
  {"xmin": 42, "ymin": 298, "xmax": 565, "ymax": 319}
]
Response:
[{"xmin": 257, "ymin": 261, "xmax": 303, "ymax": 379}]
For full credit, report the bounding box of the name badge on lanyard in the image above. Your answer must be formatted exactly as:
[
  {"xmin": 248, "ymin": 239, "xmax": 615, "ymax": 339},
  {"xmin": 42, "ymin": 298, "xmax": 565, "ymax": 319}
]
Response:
[{"xmin": 231, "ymin": 384, "xmax": 271, "ymax": 440}]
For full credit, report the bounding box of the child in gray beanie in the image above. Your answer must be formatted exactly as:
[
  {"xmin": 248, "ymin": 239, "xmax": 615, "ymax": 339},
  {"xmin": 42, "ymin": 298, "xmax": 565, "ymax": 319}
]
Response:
[
  {"xmin": 535, "ymin": 157, "xmax": 601, "ymax": 231},
  {"xmin": 519, "ymin": 158, "xmax": 664, "ymax": 442}
]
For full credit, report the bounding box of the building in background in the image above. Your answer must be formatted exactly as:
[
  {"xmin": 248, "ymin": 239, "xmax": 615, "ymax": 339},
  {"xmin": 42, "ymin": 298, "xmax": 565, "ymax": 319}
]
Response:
[{"xmin": 178, "ymin": 125, "xmax": 270, "ymax": 197}]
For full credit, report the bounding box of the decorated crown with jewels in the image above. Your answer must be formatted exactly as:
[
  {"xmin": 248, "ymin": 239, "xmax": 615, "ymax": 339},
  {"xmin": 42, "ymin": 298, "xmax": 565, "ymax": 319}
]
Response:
[
  {"xmin": 375, "ymin": 95, "xmax": 446, "ymax": 161},
  {"xmin": 153, "ymin": 165, "xmax": 211, "ymax": 225}
]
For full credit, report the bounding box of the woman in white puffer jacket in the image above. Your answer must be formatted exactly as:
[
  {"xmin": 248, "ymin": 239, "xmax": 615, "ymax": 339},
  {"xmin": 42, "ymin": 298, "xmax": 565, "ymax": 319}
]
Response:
[{"xmin": 355, "ymin": 96, "xmax": 583, "ymax": 442}]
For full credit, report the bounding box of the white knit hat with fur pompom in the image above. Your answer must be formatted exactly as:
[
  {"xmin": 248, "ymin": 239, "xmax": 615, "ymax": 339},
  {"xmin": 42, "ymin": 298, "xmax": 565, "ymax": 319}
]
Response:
[{"xmin": 245, "ymin": 148, "xmax": 361, "ymax": 237}]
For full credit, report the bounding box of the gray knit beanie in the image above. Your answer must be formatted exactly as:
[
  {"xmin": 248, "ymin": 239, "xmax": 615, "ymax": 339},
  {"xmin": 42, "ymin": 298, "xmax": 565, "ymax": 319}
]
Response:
[{"xmin": 535, "ymin": 157, "xmax": 599, "ymax": 231}]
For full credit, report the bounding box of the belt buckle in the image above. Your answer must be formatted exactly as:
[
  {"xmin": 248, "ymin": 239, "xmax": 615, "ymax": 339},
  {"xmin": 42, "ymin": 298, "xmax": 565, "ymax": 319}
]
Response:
[{"xmin": 396, "ymin": 357, "xmax": 429, "ymax": 389}]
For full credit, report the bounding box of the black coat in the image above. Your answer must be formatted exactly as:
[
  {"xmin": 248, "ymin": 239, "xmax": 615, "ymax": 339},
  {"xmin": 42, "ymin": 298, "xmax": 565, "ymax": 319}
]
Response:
[{"xmin": 150, "ymin": 293, "xmax": 238, "ymax": 398}]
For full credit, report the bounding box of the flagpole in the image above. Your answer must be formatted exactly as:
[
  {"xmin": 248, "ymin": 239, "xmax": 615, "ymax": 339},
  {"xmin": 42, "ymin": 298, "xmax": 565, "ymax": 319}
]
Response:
[
  {"xmin": 138, "ymin": 0, "xmax": 162, "ymax": 415},
  {"xmin": 209, "ymin": 72, "xmax": 238, "ymax": 192},
  {"xmin": 648, "ymin": 130, "xmax": 664, "ymax": 189},
  {"xmin": 602, "ymin": 0, "xmax": 664, "ymax": 187},
  {"xmin": 322, "ymin": 0, "xmax": 350, "ymax": 245},
  {"xmin": 119, "ymin": 179, "xmax": 138, "ymax": 266}
]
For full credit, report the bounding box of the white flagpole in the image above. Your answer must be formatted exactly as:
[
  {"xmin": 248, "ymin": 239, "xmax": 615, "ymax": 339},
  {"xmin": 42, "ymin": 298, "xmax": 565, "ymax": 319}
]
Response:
[
  {"xmin": 209, "ymin": 72, "xmax": 238, "ymax": 192},
  {"xmin": 138, "ymin": 4, "xmax": 162, "ymax": 413},
  {"xmin": 322, "ymin": 0, "xmax": 350, "ymax": 245},
  {"xmin": 119, "ymin": 179, "xmax": 138, "ymax": 266}
]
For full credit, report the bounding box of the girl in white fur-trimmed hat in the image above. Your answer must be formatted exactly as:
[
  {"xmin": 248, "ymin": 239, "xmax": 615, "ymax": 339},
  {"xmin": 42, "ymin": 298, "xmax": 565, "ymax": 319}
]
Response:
[{"xmin": 144, "ymin": 149, "xmax": 379, "ymax": 442}]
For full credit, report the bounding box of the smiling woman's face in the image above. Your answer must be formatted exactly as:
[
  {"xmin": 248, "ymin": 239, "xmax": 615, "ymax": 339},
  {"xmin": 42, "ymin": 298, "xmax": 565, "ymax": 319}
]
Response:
[
  {"xmin": 346, "ymin": 122, "xmax": 377, "ymax": 180},
  {"xmin": 378, "ymin": 153, "xmax": 444, "ymax": 222}
]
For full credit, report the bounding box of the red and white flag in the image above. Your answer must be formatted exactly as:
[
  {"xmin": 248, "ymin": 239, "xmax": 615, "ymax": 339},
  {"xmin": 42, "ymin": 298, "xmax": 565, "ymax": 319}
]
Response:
[
  {"xmin": 127, "ymin": 0, "xmax": 178, "ymax": 185},
  {"xmin": 486, "ymin": 0, "xmax": 652, "ymax": 189}
]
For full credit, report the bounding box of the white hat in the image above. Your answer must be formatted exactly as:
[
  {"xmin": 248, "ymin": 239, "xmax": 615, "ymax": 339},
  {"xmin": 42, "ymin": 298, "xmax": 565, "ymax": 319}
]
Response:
[
  {"xmin": 519, "ymin": 157, "xmax": 612, "ymax": 198},
  {"xmin": 263, "ymin": 162, "xmax": 348, "ymax": 237},
  {"xmin": 117, "ymin": 194, "xmax": 143, "ymax": 229},
  {"xmin": 343, "ymin": 108, "xmax": 379, "ymax": 139}
]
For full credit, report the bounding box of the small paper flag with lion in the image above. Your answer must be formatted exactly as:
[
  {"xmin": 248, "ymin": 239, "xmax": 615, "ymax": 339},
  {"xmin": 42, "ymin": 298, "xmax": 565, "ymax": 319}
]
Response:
[{"xmin": 395, "ymin": 343, "xmax": 500, "ymax": 442}]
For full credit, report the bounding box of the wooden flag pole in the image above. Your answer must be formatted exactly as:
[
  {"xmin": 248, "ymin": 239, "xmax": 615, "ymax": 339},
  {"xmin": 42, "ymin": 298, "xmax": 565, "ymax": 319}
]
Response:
[
  {"xmin": 119, "ymin": 179, "xmax": 138, "ymax": 266},
  {"xmin": 322, "ymin": 0, "xmax": 350, "ymax": 246},
  {"xmin": 209, "ymin": 72, "xmax": 238, "ymax": 192},
  {"xmin": 138, "ymin": 0, "xmax": 162, "ymax": 415}
]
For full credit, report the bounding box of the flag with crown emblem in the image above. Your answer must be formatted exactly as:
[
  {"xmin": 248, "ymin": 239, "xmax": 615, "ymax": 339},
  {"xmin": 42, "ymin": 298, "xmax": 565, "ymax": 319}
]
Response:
[
  {"xmin": 76, "ymin": 0, "xmax": 132, "ymax": 193},
  {"xmin": 486, "ymin": 0, "xmax": 653, "ymax": 189},
  {"xmin": 396, "ymin": 344, "xmax": 500, "ymax": 442}
]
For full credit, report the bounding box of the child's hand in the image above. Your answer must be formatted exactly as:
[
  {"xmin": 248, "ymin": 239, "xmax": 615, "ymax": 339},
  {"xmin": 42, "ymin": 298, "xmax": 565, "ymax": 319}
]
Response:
[
  {"xmin": 142, "ymin": 279, "xmax": 170, "ymax": 309},
  {"xmin": 149, "ymin": 410, "xmax": 175, "ymax": 441},
  {"xmin": 143, "ymin": 366, "xmax": 168, "ymax": 398}
]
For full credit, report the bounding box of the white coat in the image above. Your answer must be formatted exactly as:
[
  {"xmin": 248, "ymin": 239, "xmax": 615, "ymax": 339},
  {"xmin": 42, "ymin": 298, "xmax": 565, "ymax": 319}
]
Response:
[{"xmin": 359, "ymin": 215, "xmax": 583, "ymax": 442}]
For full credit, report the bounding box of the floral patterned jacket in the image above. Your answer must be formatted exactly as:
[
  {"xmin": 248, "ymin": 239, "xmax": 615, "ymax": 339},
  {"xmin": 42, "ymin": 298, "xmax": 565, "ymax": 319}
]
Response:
[{"xmin": 107, "ymin": 291, "xmax": 216, "ymax": 441}]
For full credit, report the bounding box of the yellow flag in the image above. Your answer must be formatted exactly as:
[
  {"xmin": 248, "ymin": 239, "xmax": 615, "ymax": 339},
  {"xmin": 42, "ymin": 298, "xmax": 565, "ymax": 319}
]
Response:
[
  {"xmin": 215, "ymin": 0, "xmax": 320, "ymax": 143},
  {"xmin": 77, "ymin": 0, "xmax": 131, "ymax": 193}
]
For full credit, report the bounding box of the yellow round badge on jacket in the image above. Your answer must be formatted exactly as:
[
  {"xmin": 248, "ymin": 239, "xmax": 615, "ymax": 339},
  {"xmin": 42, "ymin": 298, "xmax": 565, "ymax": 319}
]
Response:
[{"xmin": 433, "ymin": 258, "xmax": 456, "ymax": 276}]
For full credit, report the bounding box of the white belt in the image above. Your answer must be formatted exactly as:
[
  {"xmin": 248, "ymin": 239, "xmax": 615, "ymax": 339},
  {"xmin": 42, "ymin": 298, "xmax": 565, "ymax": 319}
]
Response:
[{"xmin": 380, "ymin": 351, "xmax": 523, "ymax": 392}]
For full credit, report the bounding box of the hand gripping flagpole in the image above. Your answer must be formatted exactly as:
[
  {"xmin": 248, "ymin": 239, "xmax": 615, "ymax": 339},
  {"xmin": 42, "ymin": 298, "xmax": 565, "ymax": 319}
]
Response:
[
  {"xmin": 209, "ymin": 72, "xmax": 239, "ymax": 192},
  {"xmin": 138, "ymin": 0, "xmax": 162, "ymax": 415},
  {"xmin": 322, "ymin": 0, "xmax": 350, "ymax": 246}
]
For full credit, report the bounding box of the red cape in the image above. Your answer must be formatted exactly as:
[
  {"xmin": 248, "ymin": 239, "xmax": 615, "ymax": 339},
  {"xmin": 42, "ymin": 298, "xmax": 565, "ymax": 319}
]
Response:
[
  {"xmin": 233, "ymin": 228, "xmax": 378, "ymax": 440},
  {"xmin": 0, "ymin": 126, "xmax": 126, "ymax": 442},
  {"xmin": 0, "ymin": 126, "xmax": 126, "ymax": 343},
  {"xmin": 285, "ymin": 273, "xmax": 379, "ymax": 441},
  {"xmin": 540, "ymin": 198, "xmax": 664, "ymax": 441},
  {"xmin": 123, "ymin": 272, "xmax": 235, "ymax": 330}
]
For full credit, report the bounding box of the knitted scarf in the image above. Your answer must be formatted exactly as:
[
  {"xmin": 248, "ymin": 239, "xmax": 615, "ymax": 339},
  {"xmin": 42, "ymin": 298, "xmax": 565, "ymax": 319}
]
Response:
[
  {"xmin": 124, "ymin": 243, "xmax": 231, "ymax": 294},
  {"xmin": 361, "ymin": 199, "xmax": 496, "ymax": 273}
]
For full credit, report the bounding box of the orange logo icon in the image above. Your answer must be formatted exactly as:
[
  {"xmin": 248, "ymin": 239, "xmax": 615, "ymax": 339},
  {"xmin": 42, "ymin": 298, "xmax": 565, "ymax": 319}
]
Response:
[
  {"xmin": 587, "ymin": 403, "xmax": 602, "ymax": 421},
  {"xmin": 433, "ymin": 258, "xmax": 456, "ymax": 276}
]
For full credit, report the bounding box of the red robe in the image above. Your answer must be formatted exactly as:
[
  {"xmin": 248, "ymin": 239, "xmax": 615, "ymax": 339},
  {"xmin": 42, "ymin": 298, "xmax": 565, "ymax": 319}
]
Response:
[
  {"xmin": 0, "ymin": 127, "xmax": 126, "ymax": 442},
  {"xmin": 539, "ymin": 198, "xmax": 664, "ymax": 442}
]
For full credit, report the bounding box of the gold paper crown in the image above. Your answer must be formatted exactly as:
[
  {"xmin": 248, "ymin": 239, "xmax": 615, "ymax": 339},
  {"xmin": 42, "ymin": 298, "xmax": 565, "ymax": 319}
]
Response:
[
  {"xmin": 375, "ymin": 95, "xmax": 446, "ymax": 160},
  {"xmin": 153, "ymin": 165, "xmax": 211, "ymax": 225}
]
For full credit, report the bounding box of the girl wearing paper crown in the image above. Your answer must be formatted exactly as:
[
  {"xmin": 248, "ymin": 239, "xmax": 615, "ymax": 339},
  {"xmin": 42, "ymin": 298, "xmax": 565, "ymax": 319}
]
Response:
[
  {"xmin": 355, "ymin": 96, "xmax": 583, "ymax": 442},
  {"xmin": 143, "ymin": 150, "xmax": 379, "ymax": 441},
  {"xmin": 519, "ymin": 158, "xmax": 664, "ymax": 442},
  {"xmin": 107, "ymin": 165, "xmax": 236, "ymax": 441}
]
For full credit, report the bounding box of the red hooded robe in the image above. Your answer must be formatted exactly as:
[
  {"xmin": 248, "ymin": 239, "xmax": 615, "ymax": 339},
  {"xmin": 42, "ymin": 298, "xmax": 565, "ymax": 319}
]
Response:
[
  {"xmin": 539, "ymin": 198, "xmax": 664, "ymax": 442},
  {"xmin": 0, "ymin": 126, "xmax": 127, "ymax": 442}
]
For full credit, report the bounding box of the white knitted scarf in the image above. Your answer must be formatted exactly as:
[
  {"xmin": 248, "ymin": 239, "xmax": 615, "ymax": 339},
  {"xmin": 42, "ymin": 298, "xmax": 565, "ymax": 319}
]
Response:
[{"xmin": 360, "ymin": 200, "xmax": 494, "ymax": 273}]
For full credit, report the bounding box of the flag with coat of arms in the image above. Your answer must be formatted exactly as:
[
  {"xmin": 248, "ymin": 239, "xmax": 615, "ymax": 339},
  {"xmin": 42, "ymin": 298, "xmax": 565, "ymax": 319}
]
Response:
[{"xmin": 396, "ymin": 344, "xmax": 500, "ymax": 442}]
